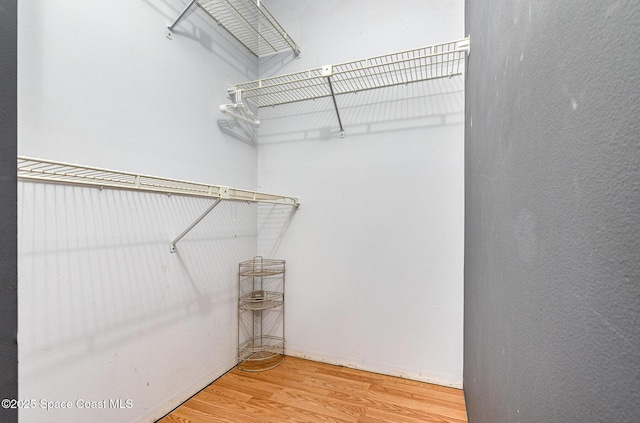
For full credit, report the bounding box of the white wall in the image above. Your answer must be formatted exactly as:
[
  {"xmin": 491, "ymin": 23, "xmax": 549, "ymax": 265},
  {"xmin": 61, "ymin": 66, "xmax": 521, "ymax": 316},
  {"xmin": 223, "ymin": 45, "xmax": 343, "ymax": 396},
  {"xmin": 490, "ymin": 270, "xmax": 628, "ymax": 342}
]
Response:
[
  {"xmin": 257, "ymin": 0, "xmax": 465, "ymax": 387},
  {"xmin": 18, "ymin": 1, "xmax": 262, "ymax": 421},
  {"xmin": 18, "ymin": 0, "xmax": 258, "ymax": 185}
]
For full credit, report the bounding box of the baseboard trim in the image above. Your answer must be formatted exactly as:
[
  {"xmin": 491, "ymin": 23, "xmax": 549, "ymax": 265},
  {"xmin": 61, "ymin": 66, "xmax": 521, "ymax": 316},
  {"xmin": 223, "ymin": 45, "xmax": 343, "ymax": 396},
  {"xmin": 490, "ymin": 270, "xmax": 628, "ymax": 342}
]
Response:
[{"xmin": 285, "ymin": 349, "xmax": 463, "ymax": 389}]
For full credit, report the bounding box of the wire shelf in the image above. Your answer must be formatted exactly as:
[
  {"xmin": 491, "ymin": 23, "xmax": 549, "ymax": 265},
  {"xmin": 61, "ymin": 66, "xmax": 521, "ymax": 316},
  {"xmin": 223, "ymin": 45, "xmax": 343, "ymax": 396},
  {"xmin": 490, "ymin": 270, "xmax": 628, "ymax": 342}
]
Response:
[
  {"xmin": 238, "ymin": 335, "xmax": 284, "ymax": 361},
  {"xmin": 17, "ymin": 157, "xmax": 299, "ymax": 207},
  {"xmin": 197, "ymin": 0, "xmax": 300, "ymax": 57},
  {"xmin": 239, "ymin": 256, "xmax": 286, "ymax": 276},
  {"xmin": 239, "ymin": 290, "xmax": 283, "ymax": 311},
  {"xmin": 228, "ymin": 38, "xmax": 469, "ymax": 108},
  {"xmin": 237, "ymin": 335, "xmax": 285, "ymax": 371}
]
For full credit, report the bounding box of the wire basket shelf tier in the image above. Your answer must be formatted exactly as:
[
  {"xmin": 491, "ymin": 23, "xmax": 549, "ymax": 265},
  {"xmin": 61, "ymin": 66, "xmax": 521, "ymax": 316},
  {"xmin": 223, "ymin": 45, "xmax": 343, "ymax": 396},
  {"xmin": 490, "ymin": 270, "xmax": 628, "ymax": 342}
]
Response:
[
  {"xmin": 239, "ymin": 290, "xmax": 283, "ymax": 311},
  {"xmin": 239, "ymin": 257, "xmax": 286, "ymax": 276},
  {"xmin": 238, "ymin": 335, "xmax": 285, "ymax": 371},
  {"xmin": 228, "ymin": 38, "xmax": 469, "ymax": 108},
  {"xmin": 238, "ymin": 256, "xmax": 285, "ymax": 372},
  {"xmin": 197, "ymin": 0, "xmax": 299, "ymax": 57},
  {"xmin": 238, "ymin": 335, "xmax": 285, "ymax": 360}
]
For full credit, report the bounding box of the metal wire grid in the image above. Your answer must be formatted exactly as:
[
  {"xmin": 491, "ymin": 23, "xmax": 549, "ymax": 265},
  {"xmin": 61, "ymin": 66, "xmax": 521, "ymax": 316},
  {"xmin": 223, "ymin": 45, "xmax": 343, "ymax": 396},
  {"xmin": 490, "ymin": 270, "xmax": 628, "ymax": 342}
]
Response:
[
  {"xmin": 238, "ymin": 256, "xmax": 285, "ymax": 371},
  {"xmin": 239, "ymin": 291, "xmax": 283, "ymax": 311},
  {"xmin": 17, "ymin": 157, "xmax": 299, "ymax": 207},
  {"xmin": 239, "ymin": 256, "xmax": 286, "ymax": 276},
  {"xmin": 229, "ymin": 38, "xmax": 469, "ymax": 108},
  {"xmin": 238, "ymin": 335, "xmax": 284, "ymax": 361},
  {"xmin": 197, "ymin": 0, "xmax": 299, "ymax": 57}
]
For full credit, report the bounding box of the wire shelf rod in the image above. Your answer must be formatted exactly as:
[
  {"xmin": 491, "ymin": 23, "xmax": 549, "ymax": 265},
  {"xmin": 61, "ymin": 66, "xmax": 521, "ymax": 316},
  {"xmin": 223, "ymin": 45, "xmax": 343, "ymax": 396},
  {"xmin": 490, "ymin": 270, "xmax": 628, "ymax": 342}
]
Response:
[
  {"xmin": 228, "ymin": 46, "xmax": 467, "ymax": 108},
  {"xmin": 230, "ymin": 39, "xmax": 464, "ymax": 89},
  {"xmin": 235, "ymin": 61, "xmax": 464, "ymax": 108},
  {"xmin": 240, "ymin": 50, "xmax": 463, "ymax": 93},
  {"xmin": 17, "ymin": 156, "xmax": 300, "ymax": 207}
]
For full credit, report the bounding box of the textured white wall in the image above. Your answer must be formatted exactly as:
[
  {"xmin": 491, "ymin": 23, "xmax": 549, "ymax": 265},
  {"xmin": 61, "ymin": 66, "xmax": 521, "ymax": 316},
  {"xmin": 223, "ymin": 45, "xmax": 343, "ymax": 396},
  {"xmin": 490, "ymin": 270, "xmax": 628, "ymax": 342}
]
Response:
[
  {"xmin": 257, "ymin": 0, "xmax": 465, "ymax": 387},
  {"xmin": 18, "ymin": 0, "xmax": 260, "ymax": 421}
]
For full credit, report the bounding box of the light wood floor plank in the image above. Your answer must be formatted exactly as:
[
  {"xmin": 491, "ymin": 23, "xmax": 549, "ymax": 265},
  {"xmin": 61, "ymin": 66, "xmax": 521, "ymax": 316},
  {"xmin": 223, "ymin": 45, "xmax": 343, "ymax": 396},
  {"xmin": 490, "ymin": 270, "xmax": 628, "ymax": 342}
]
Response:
[
  {"xmin": 157, "ymin": 356, "xmax": 467, "ymax": 423},
  {"xmin": 248, "ymin": 396, "xmax": 354, "ymax": 423}
]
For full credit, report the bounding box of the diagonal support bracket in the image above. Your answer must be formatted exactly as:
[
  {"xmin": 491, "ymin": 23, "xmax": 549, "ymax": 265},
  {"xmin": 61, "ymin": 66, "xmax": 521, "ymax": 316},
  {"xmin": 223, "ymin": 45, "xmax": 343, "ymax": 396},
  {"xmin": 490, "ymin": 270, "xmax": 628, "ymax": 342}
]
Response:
[
  {"xmin": 322, "ymin": 65, "xmax": 345, "ymax": 138},
  {"xmin": 170, "ymin": 198, "xmax": 222, "ymax": 252},
  {"xmin": 167, "ymin": 0, "xmax": 198, "ymax": 39}
]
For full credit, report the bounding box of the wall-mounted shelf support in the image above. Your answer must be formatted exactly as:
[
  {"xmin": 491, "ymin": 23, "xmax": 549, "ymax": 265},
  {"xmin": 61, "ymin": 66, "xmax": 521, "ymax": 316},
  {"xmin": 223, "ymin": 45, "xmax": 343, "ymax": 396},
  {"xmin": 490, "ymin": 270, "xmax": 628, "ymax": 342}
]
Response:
[
  {"xmin": 167, "ymin": 0, "xmax": 300, "ymax": 58},
  {"xmin": 17, "ymin": 157, "xmax": 300, "ymax": 253},
  {"xmin": 167, "ymin": 0, "xmax": 198, "ymax": 39},
  {"xmin": 222, "ymin": 38, "xmax": 469, "ymax": 136},
  {"xmin": 457, "ymin": 37, "xmax": 470, "ymax": 54},
  {"xmin": 326, "ymin": 76, "xmax": 345, "ymax": 138},
  {"xmin": 170, "ymin": 198, "xmax": 221, "ymax": 252}
]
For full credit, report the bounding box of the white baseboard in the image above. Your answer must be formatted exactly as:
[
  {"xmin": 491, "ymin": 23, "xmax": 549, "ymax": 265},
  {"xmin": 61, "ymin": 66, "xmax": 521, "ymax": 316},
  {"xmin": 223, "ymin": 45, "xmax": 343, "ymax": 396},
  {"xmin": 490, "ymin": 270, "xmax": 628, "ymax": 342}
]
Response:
[{"xmin": 285, "ymin": 348, "xmax": 463, "ymax": 389}]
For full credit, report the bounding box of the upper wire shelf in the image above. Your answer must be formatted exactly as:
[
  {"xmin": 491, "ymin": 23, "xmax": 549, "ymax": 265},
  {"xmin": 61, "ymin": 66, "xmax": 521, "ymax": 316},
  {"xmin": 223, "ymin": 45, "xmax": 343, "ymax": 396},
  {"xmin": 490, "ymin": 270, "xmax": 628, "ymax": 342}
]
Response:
[
  {"xmin": 227, "ymin": 38, "xmax": 469, "ymax": 108},
  {"xmin": 17, "ymin": 157, "xmax": 300, "ymax": 207},
  {"xmin": 169, "ymin": 0, "xmax": 300, "ymax": 58}
]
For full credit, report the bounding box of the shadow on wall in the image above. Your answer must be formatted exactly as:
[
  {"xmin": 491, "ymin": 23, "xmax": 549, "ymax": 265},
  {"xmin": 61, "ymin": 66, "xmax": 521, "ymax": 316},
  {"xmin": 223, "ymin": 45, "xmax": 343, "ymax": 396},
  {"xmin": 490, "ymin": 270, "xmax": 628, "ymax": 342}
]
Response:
[
  {"xmin": 258, "ymin": 50, "xmax": 300, "ymax": 78},
  {"xmin": 257, "ymin": 203, "xmax": 297, "ymax": 258},
  {"xmin": 257, "ymin": 75, "xmax": 465, "ymax": 144},
  {"xmin": 17, "ymin": 182, "xmax": 295, "ymax": 379},
  {"xmin": 217, "ymin": 119, "xmax": 258, "ymax": 146}
]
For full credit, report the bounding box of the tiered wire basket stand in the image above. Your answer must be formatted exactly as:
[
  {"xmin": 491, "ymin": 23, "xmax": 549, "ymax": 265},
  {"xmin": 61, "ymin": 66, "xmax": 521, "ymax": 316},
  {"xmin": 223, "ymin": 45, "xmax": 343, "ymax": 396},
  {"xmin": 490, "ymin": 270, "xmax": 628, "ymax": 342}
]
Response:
[{"xmin": 237, "ymin": 257, "xmax": 285, "ymax": 371}]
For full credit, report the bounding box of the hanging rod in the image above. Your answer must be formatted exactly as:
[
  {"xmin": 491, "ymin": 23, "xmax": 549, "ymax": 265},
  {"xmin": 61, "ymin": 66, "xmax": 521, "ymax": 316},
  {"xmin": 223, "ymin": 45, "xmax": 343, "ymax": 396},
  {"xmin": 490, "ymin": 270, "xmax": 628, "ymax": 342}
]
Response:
[
  {"xmin": 17, "ymin": 156, "xmax": 300, "ymax": 252},
  {"xmin": 167, "ymin": 0, "xmax": 301, "ymax": 58},
  {"xmin": 227, "ymin": 38, "xmax": 469, "ymax": 108}
]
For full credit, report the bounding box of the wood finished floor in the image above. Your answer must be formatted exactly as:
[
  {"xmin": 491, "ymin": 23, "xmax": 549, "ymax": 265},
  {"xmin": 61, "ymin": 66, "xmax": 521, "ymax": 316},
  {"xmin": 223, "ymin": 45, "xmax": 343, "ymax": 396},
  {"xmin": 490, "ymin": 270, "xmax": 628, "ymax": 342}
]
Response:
[{"xmin": 158, "ymin": 356, "xmax": 467, "ymax": 423}]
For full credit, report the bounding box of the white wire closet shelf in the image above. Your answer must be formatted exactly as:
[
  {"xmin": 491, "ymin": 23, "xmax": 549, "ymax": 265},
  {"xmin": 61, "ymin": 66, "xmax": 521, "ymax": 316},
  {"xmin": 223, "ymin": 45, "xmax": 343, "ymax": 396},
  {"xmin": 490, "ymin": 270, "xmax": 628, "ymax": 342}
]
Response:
[
  {"xmin": 226, "ymin": 38, "xmax": 469, "ymax": 108},
  {"xmin": 17, "ymin": 157, "xmax": 298, "ymax": 206},
  {"xmin": 17, "ymin": 157, "xmax": 300, "ymax": 252},
  {"xmin": 168, "ymin": 0, "xmax": 300, "ymax": 58}
]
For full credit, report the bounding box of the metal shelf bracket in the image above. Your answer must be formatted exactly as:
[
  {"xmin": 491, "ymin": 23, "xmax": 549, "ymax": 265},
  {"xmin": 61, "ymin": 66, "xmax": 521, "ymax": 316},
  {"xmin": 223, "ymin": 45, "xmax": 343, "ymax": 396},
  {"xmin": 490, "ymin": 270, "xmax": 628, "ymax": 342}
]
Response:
[
  {"xmin": 170, "ymin": 198, "xmax": 222, "ymax": 253},
  {"xmin": 326, "ymin": 75, "xmax": 345, "ymax": 138},
  {"xmin": 456, "ymin": 37, "xmax": 470, "ymax": 54},
  {"xmin": 167, "ymin": 0, "xmax": 198, "ymax": 39}
]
